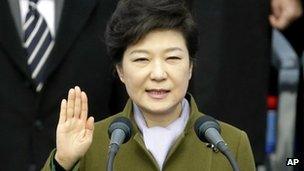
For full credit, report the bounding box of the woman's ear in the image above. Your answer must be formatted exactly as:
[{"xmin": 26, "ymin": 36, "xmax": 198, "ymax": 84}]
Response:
[
  {"xmin": 188, "ymin": 61, "xmax": 193, "ymax": 80},
  {"xmin": 116, "ymin": 64, "xmax": 125, "ymax": 83}
]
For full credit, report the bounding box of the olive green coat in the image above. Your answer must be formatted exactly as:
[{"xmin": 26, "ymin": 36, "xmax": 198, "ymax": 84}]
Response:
[{"xmin": 42, "ymin": 96, "xmax": 256, "ymax": 171}]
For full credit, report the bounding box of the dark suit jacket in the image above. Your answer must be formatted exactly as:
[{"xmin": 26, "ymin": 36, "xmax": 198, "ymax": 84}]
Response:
[
  {"xmin": 190, "ymin": 0, "xmax": 270, "ymax": 163},
  {"xmin": 0, "ymin": 0, "xmax": 119, "ymax": 170}
]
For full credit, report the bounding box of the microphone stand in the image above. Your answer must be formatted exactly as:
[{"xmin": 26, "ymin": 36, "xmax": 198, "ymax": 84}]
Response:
[
  {"xmin": 106, "ymin": 117, "xmax": 132, "ymax": 171},
  {"xmin": 106, "ymin": 143, "xmax": 119, "ymax": 171},
  {"xmin": 106, "ymin": 129, "xmax": 126, "ymax": 171},
  {"xmin": 217, "ymin": 141, "xmax": 240, "ymax": 171}
]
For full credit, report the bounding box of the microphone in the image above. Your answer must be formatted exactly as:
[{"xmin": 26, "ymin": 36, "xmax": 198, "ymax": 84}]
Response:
[
  {"xmin": 107, "ymin": 117, "xmax": 132, "ymax": 171},
  {"xmin": 194, "ymin": 115, "xmax": 240, "ymax": 171}
]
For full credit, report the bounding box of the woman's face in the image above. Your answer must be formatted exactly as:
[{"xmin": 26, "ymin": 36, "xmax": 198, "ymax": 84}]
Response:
[{"xmin": 116, "ymin": 29, "xmax": 193, "ymax": 116}]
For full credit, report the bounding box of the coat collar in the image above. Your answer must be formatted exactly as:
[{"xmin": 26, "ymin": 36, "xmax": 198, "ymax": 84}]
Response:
[
  {"xmin": 120, "ymin": 93, "xmax": 203, "ymax": 134},
  {"xmin": 119, "ymin": 94, "xmax": 209, "ymax": 170}
]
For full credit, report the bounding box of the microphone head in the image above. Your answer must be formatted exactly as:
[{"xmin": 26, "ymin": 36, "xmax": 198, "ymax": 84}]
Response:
[
  {"xmin": 108, "ymin": 117, "xmax": 133, "ymax": 143},
  {"xmin": 194, "ymin": 115, "xmax": 221, "ymax": 142}
]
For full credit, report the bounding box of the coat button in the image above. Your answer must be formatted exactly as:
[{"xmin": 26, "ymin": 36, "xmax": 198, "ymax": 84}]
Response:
[{"xmin": 34, "ymin": 120, "xmax": 44, "ymax": 131}]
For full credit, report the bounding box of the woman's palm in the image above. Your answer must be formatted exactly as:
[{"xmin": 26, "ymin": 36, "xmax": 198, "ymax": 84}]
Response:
[{"xmin": 55, "ymin": 87, "xmax": 94, "ymax": 170}]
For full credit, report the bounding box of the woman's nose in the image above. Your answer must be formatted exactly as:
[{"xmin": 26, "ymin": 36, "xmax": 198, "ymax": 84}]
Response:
[{"xmin": 149, "ymin": 60, "xmax": 167, "ymax": 81}]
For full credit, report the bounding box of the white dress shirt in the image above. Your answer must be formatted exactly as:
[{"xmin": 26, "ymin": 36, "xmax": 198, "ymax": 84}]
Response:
[
  {"xmin": 134, "ymin": 98, "xmax": 190, "ymax": 170},
  {"xmin": 19, "ymin": 0, "xmax": 55, "ymax": 37}
]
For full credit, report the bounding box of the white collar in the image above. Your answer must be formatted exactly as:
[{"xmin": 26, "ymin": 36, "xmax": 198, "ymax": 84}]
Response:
[{"xmin": 133, "ymin": 98, "xmax": 190, "ymax": 170}]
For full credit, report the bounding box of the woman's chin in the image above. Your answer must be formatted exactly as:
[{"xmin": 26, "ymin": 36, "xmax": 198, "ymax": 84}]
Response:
[{"xmin": 141, "ymin": 102, "xmax": 176, "ymax": 116}]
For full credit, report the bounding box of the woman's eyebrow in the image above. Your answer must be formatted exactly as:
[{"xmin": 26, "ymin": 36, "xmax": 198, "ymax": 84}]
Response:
[
  {"xmin": 129, "ymin": 47, "xmax": 183, "ymax": 55},
  {"xmin": 164, "ymin": 47, "xmax": 184, "ymax": 53},
  {"xmin": 129, "ymin": 49, "xmax": 149, "ymax": 55}
]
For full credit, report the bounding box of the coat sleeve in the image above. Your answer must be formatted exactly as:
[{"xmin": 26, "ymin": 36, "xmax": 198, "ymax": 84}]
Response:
[
  {"xmin": 236, "ymin": 131, "xmax": 256, "ymax": 171},
  {"xmin": 41, "ymin": 149, "xmax": 81, "ymax": 171},
  {"xmin": 41, "ymin": 149, "xmax": 56, "ymax": 171}
]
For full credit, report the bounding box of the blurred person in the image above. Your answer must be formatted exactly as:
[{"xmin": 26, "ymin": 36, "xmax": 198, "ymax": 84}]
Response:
[
  {"xmin": 270, "ymin": 0, "xmax": 303, "ymax": 170},
  {"xmin": 42, "ymin": 0, "xmax": 255, "ymax": 170},
  {"xmin": 0, "ymin": 0, "xmax": 119, "ymax": 170},
  {"xmin": 269, "ymin": 0, "xmax": 302, "ymax": 30}
]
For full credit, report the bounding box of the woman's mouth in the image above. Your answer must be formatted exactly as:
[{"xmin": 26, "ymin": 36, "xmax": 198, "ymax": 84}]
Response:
[{"xmin": 146, "ymin": 89, "xmax": 170, "ymax": 99}]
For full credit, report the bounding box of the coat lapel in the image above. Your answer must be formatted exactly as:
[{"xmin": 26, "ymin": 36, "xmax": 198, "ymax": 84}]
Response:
[
  {"xmin": 0, "ymin": 0, "xmax": 31, "ymax": 80},
  {"xmin": 43, "ymin": 0, "xmax": 97, "ymax": 81}
]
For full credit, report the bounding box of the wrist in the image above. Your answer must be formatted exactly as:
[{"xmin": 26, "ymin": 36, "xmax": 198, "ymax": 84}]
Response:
[{"xmin": 54, "ymin": 152, "xmax": 77, "ymax": 171}]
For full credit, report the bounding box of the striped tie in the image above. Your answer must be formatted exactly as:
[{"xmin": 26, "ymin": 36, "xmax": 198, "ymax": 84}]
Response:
[{"xmin": 23, "ymin": 0, "xmax": 54, "ymax": 92}]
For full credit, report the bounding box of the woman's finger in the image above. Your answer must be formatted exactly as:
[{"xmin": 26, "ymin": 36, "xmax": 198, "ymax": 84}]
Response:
[
  {"xmin": 80, "ymin": 91, "xmax": 88, "ymax": 121},
  {"xmin": 74, "ymin": 86, "xmax": 82, "ymax": 119},
  {"xmin": 85, "ymin": 116, "xmax": 95, "ymax": 139},
  {"xmin": 67, "ymin": 88, "xmax": 75, "ymax": 119},
  {"xmin": 58, "ymin": 99, "xmax": 67, "ymax": 124}
]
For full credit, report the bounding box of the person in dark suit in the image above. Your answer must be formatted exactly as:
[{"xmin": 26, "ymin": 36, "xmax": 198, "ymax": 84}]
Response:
[{"xmin": 0, "ymin": 0, "xmax": 119, "ymax": 170}]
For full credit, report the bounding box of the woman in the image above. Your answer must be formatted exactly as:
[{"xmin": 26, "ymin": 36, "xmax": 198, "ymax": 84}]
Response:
[{"xmin": 42, "ymin": 0, "xmax": 255, "ymax": 170}]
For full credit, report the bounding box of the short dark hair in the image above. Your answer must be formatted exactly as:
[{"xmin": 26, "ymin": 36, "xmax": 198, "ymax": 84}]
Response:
[{"xmin": 105, "ymin": 0, "xmax": 198, "ymax": 65}]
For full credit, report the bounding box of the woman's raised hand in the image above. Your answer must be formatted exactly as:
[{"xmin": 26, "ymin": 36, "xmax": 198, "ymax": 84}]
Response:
[{"xmin": 55, "ymin": 86, "xmax": 94, "ymax": 170}]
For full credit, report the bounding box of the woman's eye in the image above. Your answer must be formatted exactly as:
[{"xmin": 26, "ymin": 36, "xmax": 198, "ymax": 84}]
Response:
[
  {"xmin": 167, "ymin": 56, "xmax": 181, "ymax": 60},
  {"xmin": 133, "ymin": 58, "xmax": 149, "ymax": 62}
]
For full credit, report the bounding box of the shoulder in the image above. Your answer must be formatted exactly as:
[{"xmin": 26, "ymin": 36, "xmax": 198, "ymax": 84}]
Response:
[
  {"xmin": 218, "ymin": 121, "xmax": 255, "ymax": 170},
  {"xmin": 217, "ymin": 121, "xmax": 251, "ymax": 152},
  {"xmin": 219, "ymin": 121, "xmax": 247, "ymax": 143}
]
